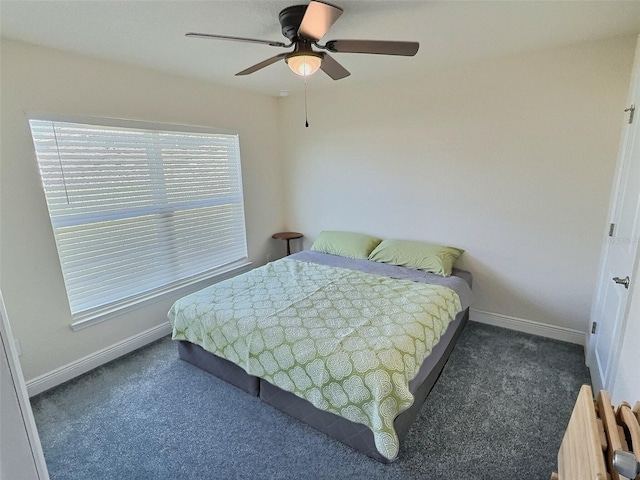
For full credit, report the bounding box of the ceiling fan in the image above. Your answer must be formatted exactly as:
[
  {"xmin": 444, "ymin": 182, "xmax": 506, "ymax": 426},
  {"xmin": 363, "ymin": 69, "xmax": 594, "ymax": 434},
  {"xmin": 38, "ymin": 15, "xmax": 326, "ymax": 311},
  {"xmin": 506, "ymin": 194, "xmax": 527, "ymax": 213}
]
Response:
[{"xmin": 186, "ymin": 0, "xmax": 419, "ymax": 80}]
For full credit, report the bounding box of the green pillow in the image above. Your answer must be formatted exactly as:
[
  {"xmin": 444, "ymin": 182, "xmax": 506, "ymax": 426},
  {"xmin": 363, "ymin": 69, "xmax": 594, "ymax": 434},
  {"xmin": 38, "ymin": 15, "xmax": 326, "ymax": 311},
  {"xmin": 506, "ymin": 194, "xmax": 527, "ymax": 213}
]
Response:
[
  {"xmin": 311, "ymin": 231, "xmax": 382, "ymax": 260},
  {"xmin": 368, "ymin": 239, "xmax": 464, "ymax": 277}
]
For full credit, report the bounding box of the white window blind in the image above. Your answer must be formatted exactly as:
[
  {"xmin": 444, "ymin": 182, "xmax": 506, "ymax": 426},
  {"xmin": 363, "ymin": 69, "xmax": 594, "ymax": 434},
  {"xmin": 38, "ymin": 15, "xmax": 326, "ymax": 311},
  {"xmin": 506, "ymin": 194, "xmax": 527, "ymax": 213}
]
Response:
[{"xmin": 29, "ymin": 118, "xmax": 248, "ymax": 326}]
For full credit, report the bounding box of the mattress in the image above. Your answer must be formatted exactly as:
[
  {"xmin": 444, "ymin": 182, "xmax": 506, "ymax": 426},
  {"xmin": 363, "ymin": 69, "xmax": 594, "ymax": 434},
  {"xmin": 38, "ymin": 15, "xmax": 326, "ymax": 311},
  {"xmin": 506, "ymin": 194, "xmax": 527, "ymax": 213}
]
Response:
[
  {"xmin": 170, "ymin": 250, "xmax": 472, "ymax": 461},
  {"xmin": 178, "ymin": 307, "xmax": 468, "ymax": 462}
]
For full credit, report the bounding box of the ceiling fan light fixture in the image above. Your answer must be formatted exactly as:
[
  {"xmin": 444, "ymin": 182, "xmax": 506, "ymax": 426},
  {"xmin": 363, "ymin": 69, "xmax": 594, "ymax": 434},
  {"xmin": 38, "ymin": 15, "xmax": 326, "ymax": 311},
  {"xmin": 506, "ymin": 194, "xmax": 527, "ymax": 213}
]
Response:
[
  {"xmin": 187, "ymin": 1, "xmax": 419, "ymax": 81},
  {"xmin": 286, "ymin": 53, "xmax": 322, "ymax": 77}
]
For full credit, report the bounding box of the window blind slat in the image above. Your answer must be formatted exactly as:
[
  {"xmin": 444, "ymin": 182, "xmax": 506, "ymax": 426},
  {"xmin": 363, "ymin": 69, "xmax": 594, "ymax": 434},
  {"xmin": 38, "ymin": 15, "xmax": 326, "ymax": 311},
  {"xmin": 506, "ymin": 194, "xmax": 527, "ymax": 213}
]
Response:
[{"xmin": 29, "ymin": 118, "xmax": 248, "ymax": 321}]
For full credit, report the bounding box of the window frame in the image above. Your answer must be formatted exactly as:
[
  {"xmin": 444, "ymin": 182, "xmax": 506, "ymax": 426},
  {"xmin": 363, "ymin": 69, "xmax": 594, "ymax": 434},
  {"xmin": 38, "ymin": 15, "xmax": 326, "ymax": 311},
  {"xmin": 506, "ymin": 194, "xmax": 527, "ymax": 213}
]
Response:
[{"xmin": 28, "ymin": 113, "xmax": 252, "ymax": 331}]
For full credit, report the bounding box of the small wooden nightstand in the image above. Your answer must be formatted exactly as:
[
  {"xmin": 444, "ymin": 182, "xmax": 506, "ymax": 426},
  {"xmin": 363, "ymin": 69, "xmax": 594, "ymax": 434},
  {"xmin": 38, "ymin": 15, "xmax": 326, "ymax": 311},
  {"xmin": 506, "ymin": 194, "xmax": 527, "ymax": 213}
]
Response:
[{"xmin": 272, "ymin": 231, "xmax": 303, "ymax": 256}]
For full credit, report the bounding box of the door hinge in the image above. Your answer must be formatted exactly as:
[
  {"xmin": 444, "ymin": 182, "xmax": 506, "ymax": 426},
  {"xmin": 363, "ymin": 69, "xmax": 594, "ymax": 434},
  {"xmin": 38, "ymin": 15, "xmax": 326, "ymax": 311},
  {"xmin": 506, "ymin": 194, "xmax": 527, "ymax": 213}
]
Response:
[
  {"xmin": 625, "ymin": 104, "xmax": 635, "ymax": 124},
  {"xmin": 591, "ymin": 322, "xmax": 598, "ymax": 334},
  {"xmin": 609, "ymin": 223, "xmax": 615, "ymax": 237}
]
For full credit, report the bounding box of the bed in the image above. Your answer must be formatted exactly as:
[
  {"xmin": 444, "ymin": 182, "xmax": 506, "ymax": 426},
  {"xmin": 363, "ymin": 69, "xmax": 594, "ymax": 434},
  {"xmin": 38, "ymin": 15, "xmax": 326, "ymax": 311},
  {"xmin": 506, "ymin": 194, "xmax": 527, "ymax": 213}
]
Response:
[{"xmin": 169, "ymin": 243, "xmax": 472, "ymax": 463}]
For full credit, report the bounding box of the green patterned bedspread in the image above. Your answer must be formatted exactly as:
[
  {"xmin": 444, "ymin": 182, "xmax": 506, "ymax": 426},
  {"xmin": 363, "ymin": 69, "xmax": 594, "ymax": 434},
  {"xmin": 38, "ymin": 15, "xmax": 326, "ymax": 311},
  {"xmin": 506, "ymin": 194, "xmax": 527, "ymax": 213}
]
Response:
[{"xmin": 169, "ymin": 257, "xmax": 462, "ymax": 460}]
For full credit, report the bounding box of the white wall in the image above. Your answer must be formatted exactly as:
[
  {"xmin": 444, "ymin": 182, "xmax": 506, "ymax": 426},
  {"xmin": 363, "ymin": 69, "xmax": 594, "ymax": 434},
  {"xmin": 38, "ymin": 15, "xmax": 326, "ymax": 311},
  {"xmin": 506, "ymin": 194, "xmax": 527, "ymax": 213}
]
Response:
[
  {"xmin": 1, "ymin": 35, "xmax": 636, "ymax": 386},
  {"xmin": 279, "ymin": 36, "xmax": 636, "ymax": 338},
  {"xmin": 0, "ymin": 40, "xmax": 285, "ymax": 381}
]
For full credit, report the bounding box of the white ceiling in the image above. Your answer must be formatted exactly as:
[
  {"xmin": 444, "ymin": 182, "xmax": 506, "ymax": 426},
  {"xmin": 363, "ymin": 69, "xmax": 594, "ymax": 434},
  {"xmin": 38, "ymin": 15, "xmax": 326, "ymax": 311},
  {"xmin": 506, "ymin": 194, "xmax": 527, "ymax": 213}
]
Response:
[{"xmin": 2, "ymin": 1, "xmax": 640, "ymax": 97}]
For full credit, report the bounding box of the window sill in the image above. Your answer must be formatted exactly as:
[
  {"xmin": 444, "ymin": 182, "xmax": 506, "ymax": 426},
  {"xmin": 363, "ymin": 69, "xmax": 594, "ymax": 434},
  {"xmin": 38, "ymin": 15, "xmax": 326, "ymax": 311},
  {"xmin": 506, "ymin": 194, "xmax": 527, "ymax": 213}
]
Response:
[{"xmin": 70, "ymin": 260, "xmax": 253, "ymax": 331}]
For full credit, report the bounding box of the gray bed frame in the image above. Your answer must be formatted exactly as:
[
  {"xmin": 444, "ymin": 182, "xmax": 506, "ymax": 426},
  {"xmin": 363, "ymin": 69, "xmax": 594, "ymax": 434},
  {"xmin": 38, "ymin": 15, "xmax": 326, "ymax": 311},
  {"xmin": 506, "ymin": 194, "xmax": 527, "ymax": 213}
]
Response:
[{"xmin": 177, "ymin": 307, "xmax": 469, "ymax": 463}]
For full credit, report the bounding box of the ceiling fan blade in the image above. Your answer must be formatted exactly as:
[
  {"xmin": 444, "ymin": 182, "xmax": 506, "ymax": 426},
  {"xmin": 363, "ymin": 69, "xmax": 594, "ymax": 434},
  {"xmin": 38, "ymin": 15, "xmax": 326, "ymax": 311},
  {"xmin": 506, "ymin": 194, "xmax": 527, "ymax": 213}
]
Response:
[
  {"xmin": 236, "ymin": 53, "xmax": 288, "ymax": 76},
  {"xmin": 319, "ymin": 53, "xmax": 350, "ymax": 80},
  {"xmin": 298, "ymin": 1, "xmax": 343, "ymax": 42},
  {"xmin": 325, "ymin": 39, "xmax": 419, "ymax": 56},
  {"xmin": 186, "ymin": 32, "xmax": 288, "ymax": 48}
]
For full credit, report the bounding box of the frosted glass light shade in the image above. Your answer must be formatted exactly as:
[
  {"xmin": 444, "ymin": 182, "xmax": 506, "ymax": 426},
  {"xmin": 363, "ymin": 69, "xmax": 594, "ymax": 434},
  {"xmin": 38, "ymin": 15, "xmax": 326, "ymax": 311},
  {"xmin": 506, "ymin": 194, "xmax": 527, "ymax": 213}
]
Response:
[{"xmin": 287, "ymin": 54, "xmax": 322, "ymax": 77}]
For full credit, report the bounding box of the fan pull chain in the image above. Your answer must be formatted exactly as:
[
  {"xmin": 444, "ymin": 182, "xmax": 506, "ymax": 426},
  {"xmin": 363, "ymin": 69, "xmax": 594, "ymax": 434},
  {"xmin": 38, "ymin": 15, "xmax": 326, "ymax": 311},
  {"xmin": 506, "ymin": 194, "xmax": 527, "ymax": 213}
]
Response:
[{"xmin": 304, "ymin": 76, "xmax": 309, "ymax": 128}]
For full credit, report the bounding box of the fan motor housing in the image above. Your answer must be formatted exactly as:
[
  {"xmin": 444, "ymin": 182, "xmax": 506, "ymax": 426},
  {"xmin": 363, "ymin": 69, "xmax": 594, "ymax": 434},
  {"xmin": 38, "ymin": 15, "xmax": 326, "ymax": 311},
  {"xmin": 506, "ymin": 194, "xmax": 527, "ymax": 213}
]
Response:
[{"xmin": 279, "ymin": 5, "xmax": 307, "ymax": 40}]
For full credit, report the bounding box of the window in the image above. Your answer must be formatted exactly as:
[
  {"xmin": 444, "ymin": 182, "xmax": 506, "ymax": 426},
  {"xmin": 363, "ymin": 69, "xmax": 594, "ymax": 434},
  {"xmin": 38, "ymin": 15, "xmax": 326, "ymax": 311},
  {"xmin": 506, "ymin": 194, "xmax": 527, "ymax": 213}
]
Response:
[{"xmin": 29, "ymin": 118, "xmax": 249, "ymax": 329}]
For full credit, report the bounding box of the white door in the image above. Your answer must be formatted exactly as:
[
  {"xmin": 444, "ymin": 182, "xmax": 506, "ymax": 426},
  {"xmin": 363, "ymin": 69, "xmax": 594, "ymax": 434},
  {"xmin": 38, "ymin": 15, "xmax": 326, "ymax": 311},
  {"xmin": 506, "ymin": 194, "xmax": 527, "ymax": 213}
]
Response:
[
  {"xmin": 0, "ymin": 291, "xmax": 50, "ymax": 479},
  {"xmin": 588, "ymin": 36, "xmax": 640, "ymax": 392}
]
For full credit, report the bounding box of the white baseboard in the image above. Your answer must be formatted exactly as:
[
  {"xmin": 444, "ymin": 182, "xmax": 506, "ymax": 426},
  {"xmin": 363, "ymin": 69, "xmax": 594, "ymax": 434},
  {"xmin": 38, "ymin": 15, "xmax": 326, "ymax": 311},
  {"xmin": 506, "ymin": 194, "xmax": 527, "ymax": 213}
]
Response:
[
  {"xmin": 25, "ymin": 311, "xmax": 586, "ymax": 396},
  {"xmin": 470, "ymin": 308, "xmax": 586, "ymax": 346},
  {"xmin": 26, "ymin": 322, "xmax": 172, "ymax": 397}
]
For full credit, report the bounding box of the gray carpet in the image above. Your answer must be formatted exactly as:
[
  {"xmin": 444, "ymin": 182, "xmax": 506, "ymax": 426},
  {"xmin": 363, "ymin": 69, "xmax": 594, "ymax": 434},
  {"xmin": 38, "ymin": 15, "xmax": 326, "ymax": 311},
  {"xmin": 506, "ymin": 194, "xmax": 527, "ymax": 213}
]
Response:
[{"xmin": 31, "ymin": 321, "xmax": 590, "ymax": 479}]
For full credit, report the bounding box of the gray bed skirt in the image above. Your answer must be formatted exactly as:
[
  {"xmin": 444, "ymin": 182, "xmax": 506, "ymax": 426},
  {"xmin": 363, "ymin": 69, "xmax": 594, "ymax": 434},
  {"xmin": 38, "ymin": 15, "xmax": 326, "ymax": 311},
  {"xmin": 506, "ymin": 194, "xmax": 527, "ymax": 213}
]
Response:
[
  {"xmin": 177, "ymin": 340, "xmax": 260, "ymax": 396},
  {"xmin": 177, "ymin": 307, "xmax": 469, "ymax": 463}
]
